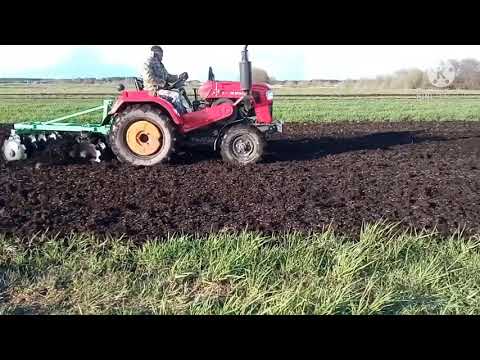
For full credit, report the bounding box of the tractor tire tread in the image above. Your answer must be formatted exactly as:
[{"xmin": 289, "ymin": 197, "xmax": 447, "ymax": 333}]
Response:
[
  {"xmin": 110, "ymin": 104, "xmax": 176, "ymax": 166},
  {"xmin": 220, "ymin": 124, "xmax": 266, "ymax": 166}
]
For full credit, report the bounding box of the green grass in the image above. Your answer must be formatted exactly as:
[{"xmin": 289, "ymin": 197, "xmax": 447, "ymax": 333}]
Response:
[
  {"xmin": 272, "ymin": 86, "xmax": 480, "ymax": 96},
  {"xmin": 2, "ymin": 83, "xmax": 480, "ymax": 124},
  {"xmin": 0, "ymin": 98, "xmax": 109, "ymax": 124},
  {"xmin": 2, "ymin": 96, "xmax": 480, "ymax": 125},
  {"xmin": 3, "ymin": 82, "xmax": 480, "ymax": 96},
  {"xmin": 0, "ymin": 83, "xmax": 121, "ymax": 95},
  {"xmin": 274, "ymin": 96, "xmax": 480, "ymax": 123},
  {"xmin": 1, "ymin": 223, "xmax": 480, "ymax": 315}
]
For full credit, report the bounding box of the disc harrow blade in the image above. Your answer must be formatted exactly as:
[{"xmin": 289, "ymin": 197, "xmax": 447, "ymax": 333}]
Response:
[{"xmin": 2, "ymin": 130, "xmax": 111, "ymax": 166}]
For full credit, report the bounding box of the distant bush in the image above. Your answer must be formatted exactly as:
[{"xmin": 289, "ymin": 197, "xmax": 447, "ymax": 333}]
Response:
[
  {"xmin": 342, "ymin": 58, "xmax": 480, "ymax": 90},
  {"xmin": 449, "ymin": 58, "xmax": 480, "ymax": 89},
  {"xmin": 342, "ymin": 69, "xmax": 429, "ymax": 90}
]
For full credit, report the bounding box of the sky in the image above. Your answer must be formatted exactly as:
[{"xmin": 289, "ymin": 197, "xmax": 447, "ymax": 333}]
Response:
[{"xmin": 1, "ymin": 45, "xmax": 480, "ymax": 81}]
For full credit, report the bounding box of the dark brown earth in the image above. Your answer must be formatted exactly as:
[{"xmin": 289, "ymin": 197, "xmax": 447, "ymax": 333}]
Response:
[{"xmin": 1, "ymin": 122, "xmax": 480, "ymax": 242}]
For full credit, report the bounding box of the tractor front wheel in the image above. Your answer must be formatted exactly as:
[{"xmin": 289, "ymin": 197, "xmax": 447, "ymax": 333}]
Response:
[
  {"xmin": 109, "ymin": 105, "xmax": 176, "ymax": 166},
  {"xmin": 220, "ymin": 124, "xmax": 265, "ymax": 166}
]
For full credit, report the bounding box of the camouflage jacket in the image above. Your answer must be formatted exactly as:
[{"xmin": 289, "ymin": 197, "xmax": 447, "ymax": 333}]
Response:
[{"xmin": 143, "ymin": 54, "xmax": 178, "ymax": 91}]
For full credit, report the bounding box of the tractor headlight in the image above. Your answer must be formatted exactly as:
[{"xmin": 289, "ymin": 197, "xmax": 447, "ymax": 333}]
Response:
[{"xmin": 266, "ymin": 90, "xmax": 274, "ymax": 101}]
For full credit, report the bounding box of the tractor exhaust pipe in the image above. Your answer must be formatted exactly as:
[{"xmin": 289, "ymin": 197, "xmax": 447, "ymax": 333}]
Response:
[
  {"xmin": 237, "ymin": 45, "xmax": 253, "ymax": 114},
  {"xmin": 240, "ymin": 45, "xmax": 252, "ymax": 94}
]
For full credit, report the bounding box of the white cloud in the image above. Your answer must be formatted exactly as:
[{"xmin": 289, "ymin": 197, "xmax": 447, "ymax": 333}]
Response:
[
  {"xmin": 0, "ymin": 45, "xmax": 306, "ymax": 80},
  {"xmin": 94, "ymin": 45, "xmax": 150, "ymax": 68},
  {"xmin": 153, "ymin": 45, "xmax": 305, "ymax": 80},
  {"xmin": 85, "ymin": 45, "xmax": 243, "ymax": 80},
  {"xmin": 2, "ymin": 45, "xmax": 480, "ymax": 80},
  {"xmin": 303, "ymin": 45, "xmax": 480, "ymax": 80},
  {"xmin": 162, "ymin": 45, "xmax": 241, "ymax": 81},
  {"xmin": 0, "ymin": 45, "xmax": 76, "ymax": 73}
]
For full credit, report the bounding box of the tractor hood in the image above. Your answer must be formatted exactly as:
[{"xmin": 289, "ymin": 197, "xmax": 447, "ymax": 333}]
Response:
[{"xmin": 199, "ymin": 81, "xmax": 271, "ymax": 100}]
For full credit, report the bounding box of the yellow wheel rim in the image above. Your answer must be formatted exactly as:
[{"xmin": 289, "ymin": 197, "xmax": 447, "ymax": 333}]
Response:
[{"xmin": 126, "ymin": 120, "xmax": 163, "ymax": 157}]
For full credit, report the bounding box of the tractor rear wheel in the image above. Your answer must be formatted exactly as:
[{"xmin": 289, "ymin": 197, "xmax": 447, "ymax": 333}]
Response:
[
  {"xmin": 220, "ymin": 124, "xmax": 265, "ymax": 166},
  {"xmin": 109, "ymin": 105, "xmax": 176, "ymax": 166}
]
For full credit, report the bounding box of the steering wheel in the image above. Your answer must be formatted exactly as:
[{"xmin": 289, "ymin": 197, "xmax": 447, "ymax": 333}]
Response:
[
  {"xmin": 166, "ymin": 78, "xmax": 184, "ymax": 90},
  {"xmin": 155, "ymin": 73, "xmax": 189, "ymax": 91}
]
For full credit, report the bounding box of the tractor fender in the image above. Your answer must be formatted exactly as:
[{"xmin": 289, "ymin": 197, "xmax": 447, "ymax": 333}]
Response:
[
  {"xmin": 108, "ymin": 91, "xmax": 184, "ymax": 126},
  {"xmin": 213, "ymin": 119, "xmax": 251, "ymax": 152}
]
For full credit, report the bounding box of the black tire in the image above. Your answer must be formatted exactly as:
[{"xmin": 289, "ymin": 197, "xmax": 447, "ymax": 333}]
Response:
[
  {"xmin": 212, "ymin": 98, "xmax": 238, "ymax": 122},
  {"xmin": 220, "ymin": 124, "xmax": 265, "ymax": 166},
  {"xmin": 109, "ymin": 104, "xmax": 176, "ymax": 166}
]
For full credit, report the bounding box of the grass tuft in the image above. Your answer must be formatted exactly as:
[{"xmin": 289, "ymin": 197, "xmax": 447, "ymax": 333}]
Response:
[{"xmin": 2, "ymin": 223, "xmax": 480, "ymax": 315}]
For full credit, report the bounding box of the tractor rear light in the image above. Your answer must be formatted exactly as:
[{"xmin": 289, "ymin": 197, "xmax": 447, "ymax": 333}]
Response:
[{"xmin": 266, "ymin": 90, "xmax": 274, "ymax": 101}]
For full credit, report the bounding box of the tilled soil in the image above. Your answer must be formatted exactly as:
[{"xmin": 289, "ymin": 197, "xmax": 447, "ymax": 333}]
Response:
[{"xmin": 1, "ymin": 122, "xmax": 480, "ymax": 242}]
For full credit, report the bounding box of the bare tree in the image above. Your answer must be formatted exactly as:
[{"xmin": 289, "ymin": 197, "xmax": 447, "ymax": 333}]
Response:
[{"xmin": 454, "ymin": 58, "xmax": 480, "ymax": 89}]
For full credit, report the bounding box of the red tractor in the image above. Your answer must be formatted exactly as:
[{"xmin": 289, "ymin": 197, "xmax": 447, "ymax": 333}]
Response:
[
  {"xmin": 109, "ymin": 45, "xmax": 282, "ymax": 166},
  {"xmin": 3, "ymin": 46, "xmax": 282, "ymax": 167}
]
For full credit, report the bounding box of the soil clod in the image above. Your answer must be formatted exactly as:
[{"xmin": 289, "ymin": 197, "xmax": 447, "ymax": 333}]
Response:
[{"xmin": 1, "ymin": 122, "xmax": 480, "ymax": 242}]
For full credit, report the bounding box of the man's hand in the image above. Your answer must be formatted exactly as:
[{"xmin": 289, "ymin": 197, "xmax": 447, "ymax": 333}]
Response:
[{"xmin": 155, "ymin": 80, "xmax": 167, "ymax": 89}]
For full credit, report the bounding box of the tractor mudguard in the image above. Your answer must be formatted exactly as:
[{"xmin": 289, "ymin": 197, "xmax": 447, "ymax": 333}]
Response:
[
  {"xmin": 182, "ymin": 103, "xmax": 234, "ymax": 133},
  {"xmin": 108, "ymin": 91, "xmax": 183, "ymax": 126}
]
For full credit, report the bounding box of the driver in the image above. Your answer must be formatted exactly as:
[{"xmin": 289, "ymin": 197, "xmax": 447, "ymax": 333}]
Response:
[{"xmin": 143, "ymin": 45, "xmax": 191, "ymax": 114}]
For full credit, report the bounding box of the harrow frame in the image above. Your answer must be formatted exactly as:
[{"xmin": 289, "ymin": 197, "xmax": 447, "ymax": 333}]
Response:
[{"xmin": 13, "ymin": 100, "xmax": 114, "ymax": 136}]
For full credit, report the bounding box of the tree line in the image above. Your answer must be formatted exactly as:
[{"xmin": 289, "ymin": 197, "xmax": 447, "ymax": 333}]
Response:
[{"xmin": 342, "ymin": 58, "xmax": 480, "ymax": 90}]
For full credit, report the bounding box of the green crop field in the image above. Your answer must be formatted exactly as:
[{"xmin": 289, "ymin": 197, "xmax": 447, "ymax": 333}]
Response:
[
  {"xmin": 0, "ymin": 98, "xmax": 106, "ymax": 124},
  {"xmin": 0, "ymin": 96, "xmax": 478, "ymax": 124},
  {"xmin": 3, "ymin": 82, "xmax": 480, "ymax": 96},
  {"xmin": 2, "ymin": 91, "xmax": 480, "ymax": 125},
  {"xmin": 275, "ymin": 96, "xmax": 480, "ymax": 123}
]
